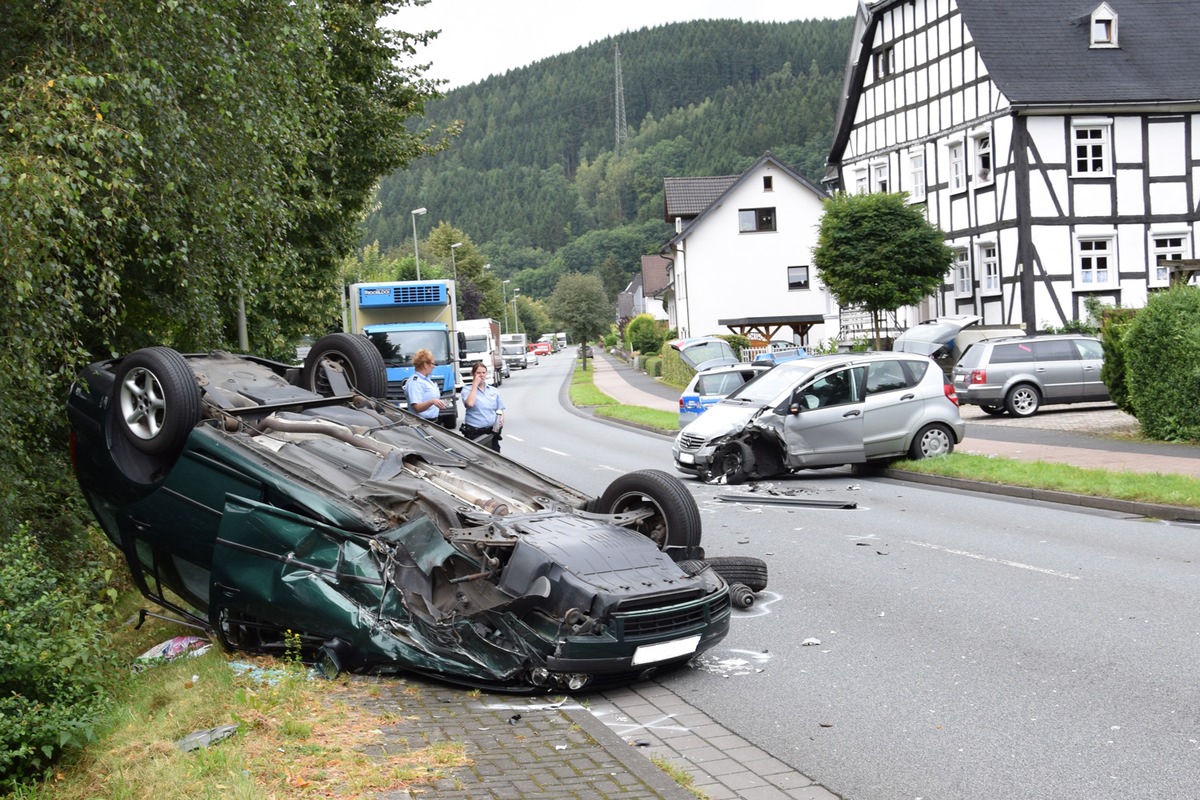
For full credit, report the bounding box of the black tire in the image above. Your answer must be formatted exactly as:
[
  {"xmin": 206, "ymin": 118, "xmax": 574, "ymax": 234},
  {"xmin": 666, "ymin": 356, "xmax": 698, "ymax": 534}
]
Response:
[
  {"xmin": 703, "ymin": 556, "xmax": 769, "ymax": 592},
  {"xmin": 112, "ymin": 347, "xmax": 201, "ymax": 457},
  {"xmin": 300, "ymin": 333, "xmax": 387, "ymax": 399},
  {"xmin": 908, "ymin": 423, "xmax": 955, "ymax": 460},
  {"xmin": 597, "ymin": 469, "xmax": 703, "ymax": 559},
  {"xmin": 676, "ymin": 559, "xmax": 709, "ymax": 577},
  {"xmin": 980, "ymin": 404, "xmax": 1006, "ymax": 416},
  {"xmin": 1005, "ymin": 384, "xmax": 1041, "ymax": 417}
]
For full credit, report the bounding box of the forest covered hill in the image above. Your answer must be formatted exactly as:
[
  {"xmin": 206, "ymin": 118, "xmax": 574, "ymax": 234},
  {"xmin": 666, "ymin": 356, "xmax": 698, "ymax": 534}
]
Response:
[{"xmin": 360, "ymin": 17, "xmax": 854, "ymax": 300}]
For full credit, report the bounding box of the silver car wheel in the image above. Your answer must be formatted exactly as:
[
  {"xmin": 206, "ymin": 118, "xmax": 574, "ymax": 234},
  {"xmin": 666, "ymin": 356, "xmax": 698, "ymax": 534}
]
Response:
[
  {"xmin": 120, "ymin": 366, "xmax": 166, "ymax": 441},
  {"xmin": 1005, "ymin": 385, "xmax": 1040, "ymax": 417},
  {"xmin": 910, "ymin": 423, "xmax": 954, "ymax": 459}
]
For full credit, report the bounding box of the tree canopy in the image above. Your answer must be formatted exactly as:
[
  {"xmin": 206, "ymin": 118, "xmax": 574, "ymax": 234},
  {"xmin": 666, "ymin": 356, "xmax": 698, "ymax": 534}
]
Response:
[
  {"xmin": 812, "ymin": 192, "xmax": 954, "ymax": 346},
  {"xmin": 547, "ymin": 273, "xmax": 613, "ymax": 367}
]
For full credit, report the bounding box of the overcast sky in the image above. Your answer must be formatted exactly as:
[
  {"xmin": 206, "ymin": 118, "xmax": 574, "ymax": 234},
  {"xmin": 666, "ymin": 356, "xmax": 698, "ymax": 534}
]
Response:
[{"xmin": 389, "ymin": 0, "xmax": 862, "ymax": 90}]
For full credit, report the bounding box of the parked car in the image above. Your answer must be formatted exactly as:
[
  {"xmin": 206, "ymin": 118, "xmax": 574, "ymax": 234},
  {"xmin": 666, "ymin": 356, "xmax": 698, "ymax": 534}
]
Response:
[
  {"xmin": 532, "ymin": 341, "xmax": 552, "ymax": 356},
  {"xmin": 673, "ymin": 352, "xmax": 965, "ymax": 483},
  {"xmin": 578, "ymin": 344, "xmax": 594, "ymax": 358},
  {"xmin": 951, "ymin": 333, "xmax": 1109, "ymax": 417},
  {"xmin": 678, "ymin": 363, "xmax": 772, "ymax": 428},
  {"xmin": 668, "ymin": 336, "xmax": 740, "ymax": 372},
  {"xmin": 525, "ymin": 349, "xmax": 539, "ymax": 367},
  {"xmin": 893, "ymin": 315, "xmax": 1025, "ymax": 375},
  {"xmin": 67, "ymin": 334, "xmax": 731, "ymax": 691}
]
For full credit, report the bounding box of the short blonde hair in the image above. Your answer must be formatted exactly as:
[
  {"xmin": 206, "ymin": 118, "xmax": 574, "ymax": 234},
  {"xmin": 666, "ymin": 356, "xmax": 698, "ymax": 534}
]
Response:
[{"xmin": 412, "ymin": 348, "xmax": 434, "ymax": 369}]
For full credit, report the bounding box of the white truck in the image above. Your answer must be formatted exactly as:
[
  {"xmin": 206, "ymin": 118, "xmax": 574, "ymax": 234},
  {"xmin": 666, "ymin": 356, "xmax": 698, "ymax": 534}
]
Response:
[
  {"xmin": 500, "ymin": 332, "xmax": 529, "ymax": 371},
  {"xmin": 458, "ymin": 318, "xmax": 504, "ymax": 387},
  {"xmin": 347, "ymin": 279, "xmax": 464, "ymax": 429}
]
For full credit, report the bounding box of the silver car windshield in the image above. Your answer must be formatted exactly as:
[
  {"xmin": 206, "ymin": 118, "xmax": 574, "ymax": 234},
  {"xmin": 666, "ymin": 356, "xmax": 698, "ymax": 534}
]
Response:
[{"xmin": 725, "ymin": 361, "xmax": 821, "ymax": 403}]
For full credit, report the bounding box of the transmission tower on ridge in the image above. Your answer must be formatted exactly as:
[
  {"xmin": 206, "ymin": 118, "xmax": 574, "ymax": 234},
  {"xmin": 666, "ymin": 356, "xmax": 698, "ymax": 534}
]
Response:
[{"xmin": 614, "ymin": 44, "xmax": 628, "ymax": 155}]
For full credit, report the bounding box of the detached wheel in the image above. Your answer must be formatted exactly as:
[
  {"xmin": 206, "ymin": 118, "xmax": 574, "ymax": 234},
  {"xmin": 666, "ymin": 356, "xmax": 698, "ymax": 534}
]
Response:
[
  {"xmin": 598, "ymin": 469, "xmax": 702, "ymax": 559},
  {"xmin": 704, "ymin": 556, "xmax": 768, "ymax": 592},
  {"xmin": 112, "ymin": 347, "xmax": 201, "ymax": 457},
  {"xmin": 301, "ymin": 333, "xmax": 386, "ymax": 398},
  {"xmin": 1005, "ymin": 384, "xmax": 1041, "ymax": 417},
  {"xmin": 909, "ymin": 423, "xmax": 955, "ymax": 459}
]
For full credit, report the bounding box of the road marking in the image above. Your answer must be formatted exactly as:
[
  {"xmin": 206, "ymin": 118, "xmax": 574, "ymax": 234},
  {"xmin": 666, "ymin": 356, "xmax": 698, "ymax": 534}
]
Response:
[
  {"xmin": 541, "ymin": 447, "xmax": 570, "ymax": 456},
  {"xmin": 907, "ymin": 540, "xmax": 1081, "ymax": 580},
  {"xmin": 596, "ymin": 464, "xmax": 623, "ymax": 473}
]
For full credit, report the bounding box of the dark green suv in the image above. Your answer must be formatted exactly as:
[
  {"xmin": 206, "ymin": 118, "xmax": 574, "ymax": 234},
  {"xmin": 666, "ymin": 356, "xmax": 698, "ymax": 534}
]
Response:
[{"xmin": 67, "ymin": 334, "xmax": 730, "ymax": 691}]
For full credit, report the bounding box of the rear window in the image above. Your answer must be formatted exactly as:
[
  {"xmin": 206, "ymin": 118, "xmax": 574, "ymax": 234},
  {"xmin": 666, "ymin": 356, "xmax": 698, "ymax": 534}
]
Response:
[{"xmin": 696, "ymin": 372, "xmax": 747, "ymax": 396}]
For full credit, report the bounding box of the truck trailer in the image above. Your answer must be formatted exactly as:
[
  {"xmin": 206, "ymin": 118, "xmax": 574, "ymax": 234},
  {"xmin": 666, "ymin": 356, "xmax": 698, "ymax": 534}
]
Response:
[
  {"xmin": 500, "ymin": 332, "xmax": 529, "ymax": 371},
  {"xmin": 347, "ymin": 280, "xmax": 463, "ymax": 429}
]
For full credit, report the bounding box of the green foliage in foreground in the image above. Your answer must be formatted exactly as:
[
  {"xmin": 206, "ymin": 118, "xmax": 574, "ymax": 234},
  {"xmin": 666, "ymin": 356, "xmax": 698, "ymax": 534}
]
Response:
[{"xmin": 0, "ymin": 528, "xmax": 122, "ymax": 790}]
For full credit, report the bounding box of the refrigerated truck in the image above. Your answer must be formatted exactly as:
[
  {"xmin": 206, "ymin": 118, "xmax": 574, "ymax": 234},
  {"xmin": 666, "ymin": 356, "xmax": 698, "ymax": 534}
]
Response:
[{"xmin": 347, "ymin": 279, "xmax": 463, "ymax": 429}]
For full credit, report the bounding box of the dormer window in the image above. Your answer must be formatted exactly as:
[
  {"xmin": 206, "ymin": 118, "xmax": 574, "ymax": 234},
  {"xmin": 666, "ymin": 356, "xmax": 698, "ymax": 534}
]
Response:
[
  {"xmin": 763, "ymin": 175, "xmax": 773, "ymax": 191},
  {"xmin": 1090, "ymin": 3, "xmax": 1118, "ymax": 48}
]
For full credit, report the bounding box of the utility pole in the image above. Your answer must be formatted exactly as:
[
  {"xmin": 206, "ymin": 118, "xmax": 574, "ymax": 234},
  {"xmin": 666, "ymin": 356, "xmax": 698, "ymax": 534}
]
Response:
[{"xmin": 614, "ymin": 45, "xmax": 628, "ymax": 156}]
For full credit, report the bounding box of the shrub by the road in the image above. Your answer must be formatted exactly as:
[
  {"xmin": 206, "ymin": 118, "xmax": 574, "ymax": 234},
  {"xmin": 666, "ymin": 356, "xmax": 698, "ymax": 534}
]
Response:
[{"xmin": 1124, "ymin": 286, "xmax": 1200, "ymax": 441}]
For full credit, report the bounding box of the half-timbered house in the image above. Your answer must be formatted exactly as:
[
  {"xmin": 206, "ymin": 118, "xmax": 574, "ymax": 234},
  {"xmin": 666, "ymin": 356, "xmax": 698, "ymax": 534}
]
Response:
[{"xmin": 826, "ymin": 0, "xmax": 1200, "ymax": 331}]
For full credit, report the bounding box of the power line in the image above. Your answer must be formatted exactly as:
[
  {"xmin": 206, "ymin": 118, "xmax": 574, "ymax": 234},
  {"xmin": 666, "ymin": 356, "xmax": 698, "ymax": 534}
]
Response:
[{"xmin": 614, "ymin": 44, "xmax": 628, "ymax": 155}]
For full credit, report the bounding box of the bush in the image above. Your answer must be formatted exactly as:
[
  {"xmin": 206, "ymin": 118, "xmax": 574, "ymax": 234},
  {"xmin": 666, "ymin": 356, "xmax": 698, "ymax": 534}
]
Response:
[
  {"xmin": 625, "ymin": 314, "xmax": 666, "ymax": 355},
  {"xmin": 717, "ymin": 333, "xmax": 749, "ymax": 361},
  {"xmin": 659, "ymin": 340, "xmax": 692, "ymax": 388},
  {"xmin": 1124, "ymin": 287, "xmax": 1200, "ymax": 441},
  {"xmin": 0, "ymin": 526, "xmax": 121, "ymax": 790},
  {"xmin": 1099, "ymin": 306, "xmax": 1138, "ymax": 413},
  {"xmin": 644, "ymin": 356, "xmax": 662, "ymax": 377}
]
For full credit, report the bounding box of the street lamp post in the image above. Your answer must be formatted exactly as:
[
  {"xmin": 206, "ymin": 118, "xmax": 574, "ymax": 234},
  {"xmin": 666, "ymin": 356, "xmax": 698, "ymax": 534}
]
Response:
[
  {"xmin": 501, "ymin": 279, "xmax": 510, "ymax": 333},
  {"xmin": 512, "ymin": 288, "xmax": 520, "ymax": 334},
  {"xmin": 449, "ymin": 242, "xmax": 462, "ymax": 285},
  {"xmin": 411, "ymin": 207, "xmax": 427, "ymax": 279}
]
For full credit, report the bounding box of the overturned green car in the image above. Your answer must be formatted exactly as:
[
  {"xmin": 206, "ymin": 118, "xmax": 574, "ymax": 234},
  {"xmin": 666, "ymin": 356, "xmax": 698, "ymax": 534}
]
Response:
[{"xmin": 68, "ymin": 334, "xmax": 730, "ymax": 692}]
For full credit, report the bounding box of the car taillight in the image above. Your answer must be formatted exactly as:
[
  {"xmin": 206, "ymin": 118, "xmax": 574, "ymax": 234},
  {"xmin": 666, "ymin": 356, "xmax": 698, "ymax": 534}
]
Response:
[
  {"xmin": 943, "ymin": 382, "xmax": 960, "ymax": 406},
  {"xmin": 970, "ymin": 369, "xmax": 986, "ymax": 384}
]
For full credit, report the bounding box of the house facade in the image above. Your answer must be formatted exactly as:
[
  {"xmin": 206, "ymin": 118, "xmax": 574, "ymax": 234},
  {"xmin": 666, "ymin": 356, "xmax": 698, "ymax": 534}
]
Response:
[
  {"xmin": 826, "ymin": 0, "xmax": 1200, "ymax": 331},
  {"xmin": 657, "ymin": 152, "xmax": 839, "ymax": 346}
]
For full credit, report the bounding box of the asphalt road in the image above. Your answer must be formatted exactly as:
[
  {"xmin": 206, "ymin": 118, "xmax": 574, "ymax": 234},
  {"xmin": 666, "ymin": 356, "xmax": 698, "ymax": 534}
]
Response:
[{"xmin": 498, "ymin": 352, "xmax": 1200, "ymax": 800}]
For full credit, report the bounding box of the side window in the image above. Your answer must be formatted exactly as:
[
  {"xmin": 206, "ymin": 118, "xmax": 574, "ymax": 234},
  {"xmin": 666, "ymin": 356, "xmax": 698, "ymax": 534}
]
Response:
[
  {"xmin": 1034, "ymin": 340, "xmax": 1079, "ymax": 361},
  {"xmin": 989, "ymin": 343, "xmax": 1033, "ymax": 364},
  {"xmin": 802, "ymin": 367, "xmax": 864, "ymax": 408},
  {"xmin": 866, "ymin": 362, "xmax": 910, "ymax": 394},
  {"xmin": 1075, "ymin": 339, "xmax": 1103, "ymax": 360}
]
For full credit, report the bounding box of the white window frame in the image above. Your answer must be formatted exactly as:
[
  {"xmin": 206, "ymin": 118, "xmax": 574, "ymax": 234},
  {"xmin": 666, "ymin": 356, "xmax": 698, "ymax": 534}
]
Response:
[
  {"xmin": 953, "ymin": 249, "xmax": 972, "ymax": 296},
  {"xmin": 1075, "ymin": 236, "xmax": 1115, "ymax": 288},
  {"xmin": 1150, "ymin": 231, "xmax": 1190, "ymax": 287},
  {"xmin": 854, "ymin": 167, "xmax": 869, "ymax": 194},
  {"xmin": 978, "ymin": 242, "xmax": 1000, "ymax": 295},
  {"xmin": 1090, "ymin": 2, "xmax": 1118, "ymax": 48},
  {"xmin": 948, "ymin": 140, "xmax": 966, "ymax": 192},
  {"xmin": 908, "ymin": 150, "xmax": 926, "ymax": 202},
  {"xmin": 872, "ymin": 161, "xmax": 890, "ymax": 193},
  {"xmin": 1071, "ymin": 119, "xmax": 1113, "ymax": 177},
  {"xmin": 972, "ymin": 130, "xmax": 993, "ymax": 185}
]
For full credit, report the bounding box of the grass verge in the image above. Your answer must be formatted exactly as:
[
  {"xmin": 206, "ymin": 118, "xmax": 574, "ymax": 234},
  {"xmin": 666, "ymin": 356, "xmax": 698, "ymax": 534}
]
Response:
[
  {"xmin": 15, "ymin": 607, "xmax": 468, "ymax": 800},
  {"xmin": 573, "ymin": 359, "xmax": 1200, "ymax": 510}
]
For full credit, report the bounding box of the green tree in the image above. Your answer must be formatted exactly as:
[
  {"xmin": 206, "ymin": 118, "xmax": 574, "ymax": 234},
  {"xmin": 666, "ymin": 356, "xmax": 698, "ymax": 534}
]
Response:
[
  {"xmin": 547, "ymin": 273, "xmax": 612, "ymax": 369},
  {"xmin": 626, "ymin": 313, "xmax": 666, "ymax": 354},
  {"xmin": 813, "ymin": 192, "xmax": 954, "ymax": 348}
]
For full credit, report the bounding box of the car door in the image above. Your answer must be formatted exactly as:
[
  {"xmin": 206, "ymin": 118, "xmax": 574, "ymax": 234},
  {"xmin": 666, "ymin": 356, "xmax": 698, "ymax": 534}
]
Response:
[
  {"xmin": 780, "ymin": 366, "xmax": 866, "ymax": 467},
  {"xmin": 861, "ymin": 359, "xmax": 925, "ymax": 458},
  {"xmin": 1033, "ymin": 339, "xmax": 1084, "ymax": 402},
  {"xmin": 1073, "ymin": 338, "xmax": 1109, "ymax": 401}
]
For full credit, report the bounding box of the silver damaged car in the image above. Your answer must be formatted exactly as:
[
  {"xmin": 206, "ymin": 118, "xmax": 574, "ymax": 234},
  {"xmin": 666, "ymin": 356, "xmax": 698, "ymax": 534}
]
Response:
[{"xmin": 673, "ymin": 353, "xmax": 966, "ymax": 483}]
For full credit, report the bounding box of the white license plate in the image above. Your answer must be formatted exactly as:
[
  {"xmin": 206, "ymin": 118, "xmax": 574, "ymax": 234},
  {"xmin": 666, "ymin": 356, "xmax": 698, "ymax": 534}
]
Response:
[
  {"xmin": 678, "ymin": 452, "xmax": 695, "ymax": 464},
  {"xmin": 632, "ymin": 635, "xmax": 701, "ymax": 666}
]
